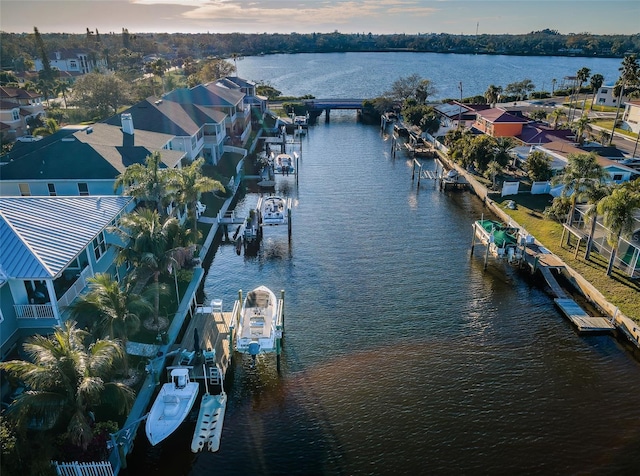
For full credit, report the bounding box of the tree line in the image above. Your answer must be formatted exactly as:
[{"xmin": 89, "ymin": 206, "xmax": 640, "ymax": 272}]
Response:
[{"xmin": 2, "ymin": 29, "xmax": 640, "ymax": 73}]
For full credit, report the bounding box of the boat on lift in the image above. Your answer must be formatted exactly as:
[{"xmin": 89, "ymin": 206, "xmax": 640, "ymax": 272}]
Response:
[
  {"xmin": 261, "ymin": 196, "xmax": 287, "ymax": 225},
  {"xmin": 235, "ymin": 286, "xmax": 282, "ymax": 362}
]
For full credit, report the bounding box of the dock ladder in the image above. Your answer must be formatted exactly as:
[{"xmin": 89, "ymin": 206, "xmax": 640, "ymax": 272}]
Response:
[{"xmin": 209, "ymin": 366, "xmax": 222, "ymax": 387}]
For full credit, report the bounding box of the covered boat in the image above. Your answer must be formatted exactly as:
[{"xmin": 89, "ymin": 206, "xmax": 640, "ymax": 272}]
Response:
[{"xmin": 261, "ymin": 196, "xmax": 287, "ymax": 225}]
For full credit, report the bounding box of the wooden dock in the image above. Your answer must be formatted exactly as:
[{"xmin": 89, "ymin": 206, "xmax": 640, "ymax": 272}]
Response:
[
  {"xmin": 554, "ymin": 298, "xmax": 615, "ymax": 333},
  {"xmin": 170, "ymin": 305, "xmax": 233, "ymax": 382}
]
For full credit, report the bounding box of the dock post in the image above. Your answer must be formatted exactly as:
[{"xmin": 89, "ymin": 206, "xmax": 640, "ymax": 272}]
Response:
[
  {"xmin": 288, "ymin": 208, "xmax": 292, "ymax": 241},
  {"xmin": 276, "ymin": 290, "xmax": 285, "ymax": 373},
  {"xmin": 470, "ymin": 224, "xmax": 476, "ymax": 255},
  {"xmin": 296, "ymin": 155, "xmax": 299, "ymax": 186},
  {"xmin": 484, "ymin": 237, "xmax": 491, "ymax": 270},
  {"xmin": 417, "ymin": 163, "xmax": 422, "ymax": 188}
]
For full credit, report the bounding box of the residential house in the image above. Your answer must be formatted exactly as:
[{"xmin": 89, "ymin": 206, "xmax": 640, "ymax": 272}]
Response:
[
  {"xmin": 0, "ymin": 195, "xmax": 134, "ymax": 359},
  {"xmin": 0, "ymin": 122, "xmax": 185, "ymax": 197},
  {"xmin": 621, "ymin": 99, "xmax": 640, "ymax": 134},
  {"xmin": 432, "ymin": 101, "xmax": 478, "ymax": 135},
  {"xmin": 0, "ymin": 86, "xmax": 46, "ymax": 141},
  {"xmin": 217, "ymin": 76, "xmax": 268, "ymax": 117},
  {"xmin": 593, "ymin": 81, "xmax": 629, "ymax": 108},
  {"xmin": 34, "ymin": 48, "xmax": 107, "ymax": 76},
  {"xmin": 473, "ymin": 107, "xmax": 530, "ymax": 137},
  {"xmin": 163, "ymin": 81, "xmax": 251, "ymax": 146},
  {"xmin": 105, "ymin": 95, "xmax": 229, "ymax": 164},
  {"xmin": 520, "ymin": 140, "xmax": 638, "ymax": 183}
]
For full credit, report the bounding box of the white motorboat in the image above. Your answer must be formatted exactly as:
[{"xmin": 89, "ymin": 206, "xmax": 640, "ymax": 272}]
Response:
[
  {"xmin": 145, "ymin": 368, "xmax": 199, "ymax": 446},
  {"xmin": 261, "ymin": 196, "xmax": 287, "ymax": 225},
  {"xmin": 274, "ymin": 153, "xmax": 295, "ymax": 175},
  {"xmin": 235, "ymin": 286, "xmax": 282, "ymax": 360}
]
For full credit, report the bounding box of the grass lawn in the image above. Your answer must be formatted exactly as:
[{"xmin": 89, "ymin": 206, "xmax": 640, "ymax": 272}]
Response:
[{"xmin": 494, "ymin": 194, "xmax": 640, "ymax": 321}]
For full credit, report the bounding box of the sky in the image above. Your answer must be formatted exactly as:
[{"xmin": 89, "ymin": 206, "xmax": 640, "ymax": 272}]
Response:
[{"xmin": 1, "ymin": 0, "xmax": 639, "ymax": 36}]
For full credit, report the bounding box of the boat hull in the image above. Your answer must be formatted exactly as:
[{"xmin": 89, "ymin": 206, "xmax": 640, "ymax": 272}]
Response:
[
  {"xmin": 236, "ymin": 286, "xmax": 279, "ymax": 355},
  {"xmin": 191, "ymin": 393, "xmax": 227, "ymax": 453},
  {"xmin": 145, "ymin": 381, "xmax": 199, "ymax": 446}
]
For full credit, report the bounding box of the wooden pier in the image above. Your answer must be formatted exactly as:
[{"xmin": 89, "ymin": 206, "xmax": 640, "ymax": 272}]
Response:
[
  {"xmin": 170, "ymin": 303, "xmax": 233, "ymax": 383},
  {"xmin": 554, "ymin": 298, "xmax": 615, "ymax": 333}
]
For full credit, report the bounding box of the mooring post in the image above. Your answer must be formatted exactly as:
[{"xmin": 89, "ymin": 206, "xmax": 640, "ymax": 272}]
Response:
[
  {"xmin": 484, "ymin": 236, "xmax": 491, "ymax": 270},
  {"xmin": 288, "ymin": 207, "xmax": 292, "ymax": 241},
  {"xmin": 296, "ymin": 156, "xmax": 299, "ymax": 186},
  {"xmin": 470, "ymin": 223, "xmax": 476, "ymax": 255},
  {"xmin": 276, "ymin": 289, "xmax": 285, "ymax": 373},
  {"xmin": 417, "ymin": 163, "xmax": 422, "ymax": 187}
]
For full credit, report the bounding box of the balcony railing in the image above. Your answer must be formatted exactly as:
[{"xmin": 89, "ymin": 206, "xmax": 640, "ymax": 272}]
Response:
[{"xmin": 14, "ymin": 304, "xmax": 55, "ymax": 319}]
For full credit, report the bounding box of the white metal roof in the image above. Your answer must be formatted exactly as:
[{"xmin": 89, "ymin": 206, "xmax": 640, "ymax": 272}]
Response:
[{"xmin": 0, "ymin": 196, "xmax": 132, "ymax": 279}]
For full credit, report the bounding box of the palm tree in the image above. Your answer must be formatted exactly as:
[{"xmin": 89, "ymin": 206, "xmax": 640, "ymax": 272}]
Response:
[
  {"xmin": 54, "ymin": 80, "xmax": 70, "ymax": 109},
  {"xmin": 113, "ymin": 209, "xmax": 191, "ymax": 328},
  {"xmin": 69, "ymin": 273, "xmax": 152, "ymax": 346},
  {"xmin": 572, "ymin": 114, "xmax": 591, "ymax": 145},
  {"xmin": 570, "ymin": 67, "xmax": 590, "ymax": 122},
  {"xmin": 582, "ymin": 183, "xmax": 612, "ymax": 260},
  {"xmin": 0, "ymin": 321, "xmax": 134, "ymax": 449},
  {"xmin": 484, "ymin": 160, "xmax": 503, "ymax": 189},
  {"xmin": 493, "ymin": 137, "xmax": 516, "ymax": 167},
  {"xmin": 484, "ymin": 84, "xmax": 502, "ymax": 107},
  {"xmin": 598, "ymin": 129, "xmax": 610, "ymax": 146},
  {"xmin": 172, "ymin": 157, "xmax": 224, "ymax": 237},
  {"xmin": 597, "ymin": 187, "xmax": 640, "ymax": 276},
  {"xmin": 553, "ymin": 152, "xmax": 607, "ymax": 226},
  {"xmin": 114, "ymin": 151, "xmax": 176, "ymax": 215},
  {"xmin": 588, "ymin": 73, "xmax": 604, "ymax": 110},
  {"xmin": 548, "ymin": 108, "xmax": 566, "ymax": 129},
  {"xmin": 610, "ymin": 54, "xmax": 640, "ymax": 145}
]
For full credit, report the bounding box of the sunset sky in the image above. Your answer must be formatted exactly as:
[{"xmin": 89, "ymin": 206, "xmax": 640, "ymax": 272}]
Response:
[{"xmin": 1, "ymin": 0, "xmax": 638, "ymax": 36}]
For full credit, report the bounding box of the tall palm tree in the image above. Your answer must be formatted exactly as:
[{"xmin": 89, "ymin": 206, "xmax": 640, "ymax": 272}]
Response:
[
  {"xmin": 582, "ymin": 183, "xmax": 612, "ymax": 260},
  {"xmin": 553, "ymin": 152, "xmax": 607, "ymax": 226},
  {"xmin": 548, "ymin": 108, "xmax": 566, "ymax": 130},
  {"xmin": 113, "ymin": 209, "xmax": 190, "ymax": 327},
  {"xmin": 570, "ymin": 67, "xmax": 590, "ymax": 122},
  {"xmin": 597, "ymin": 186, "xmax": 640, "ymax": 276},
  {"xmin": 69, "ymin": 273, "xmax": 152, "ymax": 346},
  {"xmin": 0, "ymin": 321, "xmax": 134, "ymax": 449},
  {"xmin": 572, "ymin": 114, "xmax": 591, "ymax": 145},
  {"xmin": 172, "ymin": 157, "xmax": 224, "ymax": 236},
  {"xmin": 610, "ymin": 54, "xmax": 640, "ymax": 145},
  {"xmin": 114, "ymin": 151, "xmax": 176, "ymax": 216},
  {"xmin": 54, "ymin": 80, "xmax": 70, "ymax": 109},
  {"xmin": 484, "ymin": 84, "xmax": 502, "ymax": 107},
  {"xmin": 588, "ymin": 73, "xmax": 604, "ymax": 110}
]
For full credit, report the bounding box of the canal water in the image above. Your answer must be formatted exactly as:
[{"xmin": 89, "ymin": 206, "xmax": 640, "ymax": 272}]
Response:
[{"xmin": 125, "ymin": 53, "xmax": 640, "ymax": 475}]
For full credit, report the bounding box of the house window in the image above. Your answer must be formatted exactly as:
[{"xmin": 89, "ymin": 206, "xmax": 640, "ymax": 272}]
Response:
[
  {"xmin": 69, "ymin": 60, "xmax": 77, "ymax": 68},
  {"xmin": 612, "ymin": 174, "xmax": 623, "ymax": 182},
  {"xmin": 47, "ymin": 183, "xmax": 57, "ymax": 196},
  {"xmin": 18, "ymin": 183, "xmax": 31, "ymax": 196},
  {"xmin": 92, "ymin": 232, "xmax": 107, "ymax": 261},
  {"xmin": 601, "ymin": 89, "xmax": 608, "ymax": 94},
  {"xmin": 12, "ymin": 109, "xmax": 20, "ymax": 121},
  {"xmin": 78, "ymin": 183, "xmax": 89, "ymax": 196},
  {"xmin": 598, "ymin": 98, "xmax": 606, "ymax": 104}
]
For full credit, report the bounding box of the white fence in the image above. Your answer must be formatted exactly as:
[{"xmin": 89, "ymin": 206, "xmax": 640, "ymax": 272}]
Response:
[
  {"xmin": 531, "ymin": 181, "xmax": 551, "ymax": 195},
  {"xmin": 53, "ymin": 461, "xmax": 114, "ymax": 476}
]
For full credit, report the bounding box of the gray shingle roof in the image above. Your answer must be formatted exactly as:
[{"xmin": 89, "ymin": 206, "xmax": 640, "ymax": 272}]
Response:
[
  {"xmin": 0, "ymin": 196, "xmax": 132, "ymax": 279},
  {"xmin": 0, "ymin": 124, "xmax": 183, "ymax": 180}
]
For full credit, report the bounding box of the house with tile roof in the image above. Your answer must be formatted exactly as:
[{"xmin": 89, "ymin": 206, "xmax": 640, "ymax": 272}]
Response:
[
  {"xmin": 0, "ymin": 86, "xmax": 46, "ymax": 142},
  {"xmin": 473, "ymin": 107, "xmax": 531, "ymax": 137},
  {"xmin": 0, "ymin": 122, "xmax": 185, "ymax": 197},
  {"xmin": 0, "ymin": 195, "xmax": 134, "ymax": 359},
  {"xmin": 34, "ymin": 48, "xmax": 107, "ymax": 76}
]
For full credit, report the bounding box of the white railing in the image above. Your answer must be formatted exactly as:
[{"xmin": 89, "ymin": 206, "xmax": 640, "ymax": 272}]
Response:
[
  {"xmin": 57, "ymin": 267, "xmax": 91, "ymax": 310},
  {"xmin": 52, "ymin": 460, "xmax": 114, "ymax": 476},
  {"xmin": 14, "ymin": 304, "xmax": 55, "ymax": 319}
]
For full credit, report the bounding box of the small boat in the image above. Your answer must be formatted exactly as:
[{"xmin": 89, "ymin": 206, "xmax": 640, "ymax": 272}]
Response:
[
  {"xmin": 145, "ymin": 368, "xmax": 199, "ymax": 446},
  {"xmin": 261, "ymin": 196, "xmax": 287, "ymax": 225},
  {"xmin": 274, "ymin": 153, "xmax": 295, "ymax": 175},
  {"xmin": 236, "ymin": 286, "xmax": 281, "ymax": 361}
]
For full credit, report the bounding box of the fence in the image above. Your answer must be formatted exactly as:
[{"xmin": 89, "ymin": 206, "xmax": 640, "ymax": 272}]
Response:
[{"xmin": 53, "ymin": 460, "xmax": 114, "ymax": 476}]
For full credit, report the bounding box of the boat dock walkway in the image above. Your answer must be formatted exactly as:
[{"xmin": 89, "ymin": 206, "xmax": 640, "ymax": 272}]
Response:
[
  {"xmin": 171, "ymin": 303, "xmax": 234, "ymax": 382},
  {"xmin": 522, "ymin": 244, "xmax": 615, "ymax": 333}
]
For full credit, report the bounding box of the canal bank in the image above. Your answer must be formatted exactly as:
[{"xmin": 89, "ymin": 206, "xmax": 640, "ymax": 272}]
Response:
[{"xmin": 434, "ymin": 150, "xmax": 640, "ymax": 348}]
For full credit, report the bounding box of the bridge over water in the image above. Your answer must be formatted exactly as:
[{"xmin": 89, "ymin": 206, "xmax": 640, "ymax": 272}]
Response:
[{"xmin": 302, "ymin": 98, "xmax": 367, "ymax": 122}]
